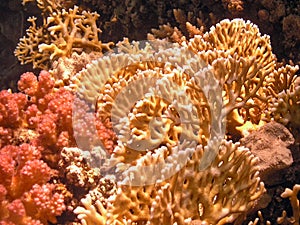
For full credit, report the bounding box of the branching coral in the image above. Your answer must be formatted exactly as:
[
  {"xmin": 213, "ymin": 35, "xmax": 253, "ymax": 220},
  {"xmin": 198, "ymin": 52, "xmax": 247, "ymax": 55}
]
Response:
[
  {"xmin": 149, "ymin": 18, "xmax": 297, "ymax": 137},
  {"xmin": 148, "ymin": 9, "xmax": 206, "ymax": 44},
  {"xmin": 14, "ymin": 3, "xmax": 113, "ymax": 69},
  {"xmin": 50, "ymin": 51, "xmax": 104, "ymax": 87},
  {"xmin": 74, "ymin": 140, "xmax": 264, "ymax": 225},
  {"xmin": 69, "ymin": 41, "xmax": 223, "ymax": 170},
  {"xmin": 264, "ymin": 64, "xmax": 300, "ymax": 130},
  {"xmin": 280, "ymin": 185, "xmax": 300, "ymax": 225},
  {"xmin": 187, "ymin": 19, "xmax": 276, "ymax": 128},
  {"xmin": 39, "ymin": 6, "xmax": 113, "ymax": 59},
  {"xmin": 68, "ymin": 37, "xmax": 265, "ymax": 224},
  {"xmin": 249, "ymin": 184, "xmax": 300, "ymax": 225},
  {"xmin": 5, "ymin": 6, "xmax": 300, "ymax": 224}
]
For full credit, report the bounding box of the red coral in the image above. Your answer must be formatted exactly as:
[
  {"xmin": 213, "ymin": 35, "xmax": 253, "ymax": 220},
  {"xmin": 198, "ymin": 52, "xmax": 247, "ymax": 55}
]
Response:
[
  {"xmin": 0, "ymin": 199, "xmax": 44, "ymax": 225},
  {"xmin": 18, "ymin": 70, "xmax": 54, "ymax": 101},
  {"xmin": 36, "ymin": 71, "xmax": 55, "ymax": 99},
  {"xmin": 72, "ymin": 97, "xmax": 117, "ymax": 152},
  {"xmin": 0, "ymin": 90, "xmax": 27, "ymax": 147},
  {"xmin": 0, "ymin": 90, "xmax": 27, "ymax": 128},
  {"xmin": 0, "ymin": 149, "xmax": 15, "ymax": 187},
  {"xmin": 18, "ymin": 71, "xmax": 76, "ymax": 150},
  {"xmin": 0, "ymin": 143, "xmax": 65, "ymax": 224},
  {"xmin": 0, "ymin": 185, "xmax": 8, "ymax": 220},
  {"xmin": 0, "ymin": 70, "xmax": 73, "ymax": 224},
  {"xmin": 0, "ymin": 69, "xmax": 119, "ymax": 224},
  {"xmin": 7, "ymin": 199, "xmax": 26, "ymax": 223},
  {"xmin": 95, "ymin": 118, "xmax": 117, "ymax": 154},
  {"xmin": 13, "ymin": 159, "xmax": 52, "ymax": 196},
  {"xmin": 0, "ymin": 127, "xmax": 13, "ymax": 148},
  {"xmin": 57, "ymin": 131, "xmax": 71, "ymax": 148},
  {"xmin": 0, "ymin": 144, "xmax": 52, "ymax": 198},
  {"xmin": 22, "ymin": 184, "xmax": 65, "ymax": 224},
  {"xmin": 17, "ymin": 72, "xmax": 38, "ymax": 96},
  {"xmin": 37, "ymin": 113, "xmax": 57, "ymax": 146},
  {"xmin": 46, "ymin": 88, "xmax": 74, "ymax": 134}
]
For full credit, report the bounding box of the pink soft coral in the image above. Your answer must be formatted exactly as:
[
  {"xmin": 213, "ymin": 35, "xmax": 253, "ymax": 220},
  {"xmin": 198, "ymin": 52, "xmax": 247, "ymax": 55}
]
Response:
[
  {"xmin": 0, "ymin": 91, "xmax": 27, "ymax": 147},
  {"xmin": 0, "ymin": 144, "xmax": 65, "ymax": 224},
  {"xmin": 0, "ymin": 144, "xmax": 52, "ymax": 198},
  {"xmin": 0, "ymin": 70, "xmax": 118, "ymax": 224},
  {"xmin": 17, "ymin": 70, "xmax": 76, "ymax": 152},
  {"xmin": 22, "ymin": 184, "xmax": 66, "ymax": 224}
]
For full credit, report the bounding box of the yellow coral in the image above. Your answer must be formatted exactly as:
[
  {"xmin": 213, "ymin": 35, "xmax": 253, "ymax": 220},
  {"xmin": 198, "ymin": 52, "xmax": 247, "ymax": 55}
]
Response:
[
  {"xmin": 74, "ymin": 140, "xmax": 265, "ymax": 225},
  {"xmin": 149, "ymin": 18, "xmax": 298, "ymax": 136},
  {"xmin": 70, "ymin": 36, "xmax": 264, "ymax": 224},
  {"xmin": 15, "ymin": 5, "xmax": 113, "ymax": 69},
  {"xmin": 14, "ymin": 17, "xmax": 51, "ymax": 69},
  {"xmin": 40, "ymin": 6, "xmax": 113, "ymax": 59},
  {"xmin": 69, "ymin": 41, "xmax": 223, "ymax": 171},
  {"xmin": 265, "ymin": 64, "xmax": 300, "ymax": 129},
  {"xmin": 70, "ymin": 18, "xmax": 300, "ymax": 225}
]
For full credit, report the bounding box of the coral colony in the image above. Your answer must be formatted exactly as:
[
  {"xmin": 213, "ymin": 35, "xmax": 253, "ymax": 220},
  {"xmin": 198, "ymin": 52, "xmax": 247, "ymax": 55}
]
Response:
[{"xmin": 0, "ymin": 0, "xmax": 299, "ymax": 225}]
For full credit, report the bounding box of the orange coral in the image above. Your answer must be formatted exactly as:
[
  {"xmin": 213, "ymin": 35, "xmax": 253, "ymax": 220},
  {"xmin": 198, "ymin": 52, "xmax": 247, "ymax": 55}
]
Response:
[{"xmin": 15, "ymin": 4, "xmax": 113, "ymax": 69}]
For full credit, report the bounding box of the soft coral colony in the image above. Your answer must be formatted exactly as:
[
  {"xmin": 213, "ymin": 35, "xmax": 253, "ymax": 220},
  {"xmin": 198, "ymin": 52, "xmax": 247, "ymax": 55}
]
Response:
[{"xmin": 0, "ymin": 1, "xmax": 299, "ymax": 225}]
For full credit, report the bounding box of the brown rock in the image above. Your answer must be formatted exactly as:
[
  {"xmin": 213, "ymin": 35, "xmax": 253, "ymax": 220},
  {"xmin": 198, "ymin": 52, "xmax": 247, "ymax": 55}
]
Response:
[{"xmin": 240, "ymin": 121, "xmax": 294, "ymax": 186}]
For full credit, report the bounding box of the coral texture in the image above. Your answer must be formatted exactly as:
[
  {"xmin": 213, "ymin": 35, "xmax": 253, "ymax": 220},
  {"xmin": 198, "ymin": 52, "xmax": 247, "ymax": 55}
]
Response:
[
  {"xmin": 14, "ymin": 3, "xmax": 113, "ymax": 69},
  {"xmin": 150, "ymin": 18, "xmax": 299, "ymax": 138},
  {"xmin": 1, "ymin": 1, "xmax": 300, "ymax": 223},
  {"xmin": 265, "ymin": 64, "xmax": 300, "ymax": 130},
  {"xmin": 74, "ymin": 140, "xmax": 264, "ymax": 225},
  {"xmin": 70, "ymin": 30, "xmax": 266, "ymax": 224},
  {"xmin": 0, "ymin": 144, "xmax": 65, "ymax": 224},
  {"xmin": 249, "ymin": 184, "xmax": 300, "ymax": 225}
]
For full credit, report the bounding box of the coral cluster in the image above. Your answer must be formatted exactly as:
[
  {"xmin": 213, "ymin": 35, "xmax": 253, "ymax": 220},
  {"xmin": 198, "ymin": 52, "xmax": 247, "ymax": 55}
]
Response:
[
  {"xmin": 0, "ymin": 70, "xmax": 116, "ymax": 224},
  {"xmin": 150, "ymin": 18, "xmax": 299, "ymax": 138},
  {"xmin": 74, "ymin": 140, "xmax": 264, "ymax": 225},
  {"xmin": 66, "ymin": 22, "xmax": 273, "ymax": 223},
  {"xmin": 1, "ymin": 0, "xmax": 300, "ymax": 223},
  {"xmin": 249, "ymin": 184, "xmax": 300, "ymax": 225},
  {"xmin": 0, "ymin": 144, "xmax": 65, "ymax": 224},
  {"xmin": 265, "ymin": 64, "xmax": 300, "ymax": 130}
]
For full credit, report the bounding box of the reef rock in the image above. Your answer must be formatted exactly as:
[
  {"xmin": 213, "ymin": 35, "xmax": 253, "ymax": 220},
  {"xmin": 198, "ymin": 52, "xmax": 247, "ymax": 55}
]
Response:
[{"xmin": 241, "ymin": 121, "xmax": 294, "ymax": 186}]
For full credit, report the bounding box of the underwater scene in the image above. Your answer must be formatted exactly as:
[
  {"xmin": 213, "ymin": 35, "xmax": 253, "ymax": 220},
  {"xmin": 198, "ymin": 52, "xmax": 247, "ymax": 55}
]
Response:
[{"xmin": 0, "ymin": 0, "xmax": 300, "ymax": 224}]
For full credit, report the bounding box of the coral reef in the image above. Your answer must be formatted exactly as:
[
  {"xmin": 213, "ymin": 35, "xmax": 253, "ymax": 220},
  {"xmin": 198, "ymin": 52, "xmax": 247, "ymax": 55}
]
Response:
[
  {"xmin": 2, "ymin": 0, "xmax": 300, "ymax": 91},
  {"xmin": 67, "ymin": 21, "xmax": 274, "ymax": 223},
  {"xmin": 0, "ymin": 0, "xmax": 299, "ymax": 224}
]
